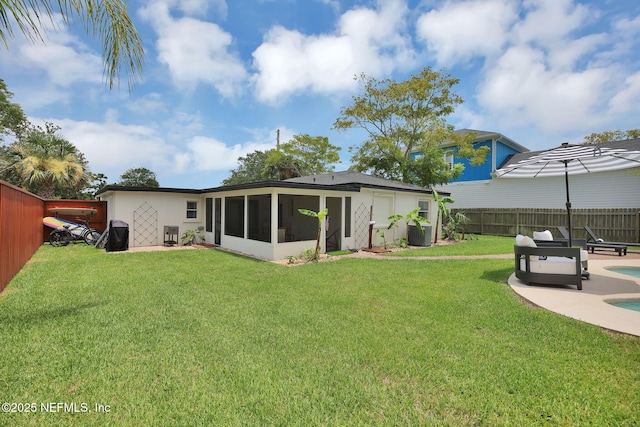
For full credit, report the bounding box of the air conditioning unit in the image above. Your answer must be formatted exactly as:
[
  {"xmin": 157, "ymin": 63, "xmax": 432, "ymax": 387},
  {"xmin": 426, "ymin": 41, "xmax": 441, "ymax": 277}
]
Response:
[{"xmin": 408, "ymin": 225, "xmax": 432, "ymax": 246}]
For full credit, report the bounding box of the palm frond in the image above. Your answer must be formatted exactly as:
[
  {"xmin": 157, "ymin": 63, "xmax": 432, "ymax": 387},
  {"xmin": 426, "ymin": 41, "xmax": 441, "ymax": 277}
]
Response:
[{"xmin": 1, "ymin": 0, "xmax": 143, "ymax": 89}]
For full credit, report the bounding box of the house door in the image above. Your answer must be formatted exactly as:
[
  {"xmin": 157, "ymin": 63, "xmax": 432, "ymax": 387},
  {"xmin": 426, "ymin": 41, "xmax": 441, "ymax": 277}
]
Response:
[
  {"xmin": 326, "ymin": 197, "xmax": 342, "ymax": 251},
  {"xmin": 214, "ymin": 198, "xmax": 222, "ymax": 245}
]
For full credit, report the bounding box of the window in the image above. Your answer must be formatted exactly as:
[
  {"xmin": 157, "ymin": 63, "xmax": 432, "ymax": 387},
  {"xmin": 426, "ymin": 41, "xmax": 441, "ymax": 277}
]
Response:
[
  {"xmin": 205, "ymin": 198, "xmax": 213, "ymax": 232},
  {"xmin": 186, "ymin": 201, "xmax": 198, "ymax": 219},
  {"xmin": 444, "ymin": 151, "xmax": 454, "ymax": 169},
  {"xmin": 418, "ymin": 200, "xmax": 429, "ymax": 220},
  {"xmin": 345, "ymin": 197, "xmax": 351, "ymax": 237}
]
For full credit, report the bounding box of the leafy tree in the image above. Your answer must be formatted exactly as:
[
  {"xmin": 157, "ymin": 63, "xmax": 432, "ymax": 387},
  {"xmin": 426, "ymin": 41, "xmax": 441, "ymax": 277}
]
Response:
[
  {"xmin": 224, "ymin": 134, "xmax": 341, "ymax": 185},
  {"xmin": 0, "ymin": 78, "xmax": 28, "ymax": 142},
  {"xmin": 333, "ymin": 67, "xmax": 488, "ymax": 187},
  {"xmin": 3, "ymin": 125, "xmax": 89, "ymax": 198},
  {"xmin": 263, "ymin": 150, "xmax": 303, "ymax": 180},
  {"xmin": 1, "ymin": 0, "xmax": 144, "ymax": 89},
  {"xmin": 79, "ymin": 172, "xmax": 107, "ymax": 199},
  {"xmin": 277, "ymin": 134, "xmax": 340, "ymax": 175},
  {"xmin": 582, "ymin": 129, "xmax": 640, "ymax": 145},
  {"xmin": 223, "ymin": 150, "xmax": 274, "ymax": 185},
  {"xmin": 265, "ymin": 134, "xmax": 341, "ymax": 180},
  {"xmin": 117, "ymin": 167, "xmax": 159, "ymax": 187}
]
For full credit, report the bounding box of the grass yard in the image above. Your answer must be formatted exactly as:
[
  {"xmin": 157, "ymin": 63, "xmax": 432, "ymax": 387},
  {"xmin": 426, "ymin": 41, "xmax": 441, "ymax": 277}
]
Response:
[
  {"xmin": 386, "ymin": 235, "xmax": 515, "ymax": 256},
  {"xmin": 1, "ymin": 244, "xmax": 639, "ymax": 426}
]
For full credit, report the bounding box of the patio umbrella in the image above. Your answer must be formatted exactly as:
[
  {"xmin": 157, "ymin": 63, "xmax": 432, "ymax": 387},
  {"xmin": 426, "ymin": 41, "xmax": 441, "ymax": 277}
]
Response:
[{"xmin": 494, "ymin": 142, "xmax": 640, "ymax": 246}]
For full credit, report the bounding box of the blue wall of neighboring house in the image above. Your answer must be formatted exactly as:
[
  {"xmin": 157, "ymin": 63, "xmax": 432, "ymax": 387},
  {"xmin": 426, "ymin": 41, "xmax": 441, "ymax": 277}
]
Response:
[
  {"xmin": 444, "ymin": 139, "xmax": 522, "ymax": 182},
  {"xmin": 448, "ymin": 140, "xmax": 492, "ymax": 182},
  {"xmin": 411, "ymin": 136, "xmax": 526, "ymax": 183}
]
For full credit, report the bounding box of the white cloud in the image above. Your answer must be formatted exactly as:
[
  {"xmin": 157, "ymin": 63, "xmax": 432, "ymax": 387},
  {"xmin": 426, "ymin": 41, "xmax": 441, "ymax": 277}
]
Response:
[
  {"xmin": 0, "ymin": 16, "xmax": 102, "ymax": 98},
  {"xmin": 478, "ymin": 45, "xmax": 610, "ymax": 132},
  {"xmin": 415, "ymin": 0, "xmax": 637, "ymax": 137},
  {"xmin": 609, "ymin": 72, "xmax": 640, "ymax": 114},
  {"xmin": 18, "ymin": 42, "xmax": 102, "ymax": 87},
  {"xmin": 184, "ymin": 136, "xmax": 273, "ymax": 172},
  {"xmin": 416, "ymin": 0, "xmax": 517, "ymax": 66},
  {"xmin": 46, "ymin": 114, "xmax": 174, "ymax": 178},
  {"xmin": 513, "ymin": 0, "xmax": 591, "ymax": 46},
  {"xmin": 140, "ymin": 1, "xmax": 247, "ymax": 98},
  {"xmin": 126, "ymin": 93, "xmax": 166, "ymax": 114},
  {"xmin": 34, "ymin": 112, "xmax": 284, "ymax": 180},
  {"xmin": 252, "ymin": 0, "xmax": 415, "ymax": 104}
]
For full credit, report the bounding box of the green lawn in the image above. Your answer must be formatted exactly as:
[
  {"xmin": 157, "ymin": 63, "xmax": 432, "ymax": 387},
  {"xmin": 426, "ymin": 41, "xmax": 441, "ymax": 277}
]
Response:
[
  {"xmin": 1, "ymin": 244, "xmax": 639, "ymax": 426},
  {"xmin": 386, "ymin": 235, "xmax": 514, "ymax": 256}
]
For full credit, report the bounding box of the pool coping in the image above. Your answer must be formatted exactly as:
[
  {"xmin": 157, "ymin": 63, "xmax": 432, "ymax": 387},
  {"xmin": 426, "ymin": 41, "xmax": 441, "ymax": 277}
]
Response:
[{"xmin": 509, "ymin": 259, "xmax": 640, "ymax": 337}]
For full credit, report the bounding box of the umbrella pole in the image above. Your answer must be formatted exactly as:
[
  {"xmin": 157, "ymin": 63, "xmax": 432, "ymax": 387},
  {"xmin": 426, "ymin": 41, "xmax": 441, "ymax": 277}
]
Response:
[{"xmin": 564, "ymin": 161, "xmax": 572, "ymax": 247}]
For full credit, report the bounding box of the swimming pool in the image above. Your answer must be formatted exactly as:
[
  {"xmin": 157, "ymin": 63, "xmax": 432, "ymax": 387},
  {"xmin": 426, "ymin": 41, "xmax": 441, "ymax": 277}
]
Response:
[
  {"xmin": 608, "ymin": 300, "xmax": 640, "ymax": 313},
  {"xmin": 605, "ymin": 266, "xmax": 640, "ymax": 279},
  {"xmin": 604, "ymin": 267, "xmax": 640, "ymax": 313}
]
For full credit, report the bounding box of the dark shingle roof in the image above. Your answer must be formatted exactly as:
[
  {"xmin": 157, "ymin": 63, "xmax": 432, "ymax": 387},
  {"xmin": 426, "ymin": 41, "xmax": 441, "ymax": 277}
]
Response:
[
  {"xmin": 285, "ymin": 171, "xmax": 446, "ymax": 195},
  {"xmin": 97, "ymin": 171, "xmax": 448, "ymax": 196}
]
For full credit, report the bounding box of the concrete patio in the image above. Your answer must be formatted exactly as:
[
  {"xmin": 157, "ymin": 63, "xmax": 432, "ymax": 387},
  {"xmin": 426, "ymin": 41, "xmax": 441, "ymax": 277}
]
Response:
[{"xmin": 510, "ymin": 258, "xmax": 640, "ymax": 336}]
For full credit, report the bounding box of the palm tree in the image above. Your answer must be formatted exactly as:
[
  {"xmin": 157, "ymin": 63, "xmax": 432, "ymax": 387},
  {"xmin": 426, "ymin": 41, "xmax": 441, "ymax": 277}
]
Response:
[
  {"xmin": 8, "ymin": 130, "xmax": 86, "ymax": 198},
  {"xmin": 1, "ymin": 0, "xmax": 144, "ymax": 89}
]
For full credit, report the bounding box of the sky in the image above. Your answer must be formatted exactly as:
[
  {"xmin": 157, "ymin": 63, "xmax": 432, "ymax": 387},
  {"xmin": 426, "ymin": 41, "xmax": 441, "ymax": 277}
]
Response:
[{"xmin": 1, "ymin": 0, "xmax": 639, "ymax": 188}]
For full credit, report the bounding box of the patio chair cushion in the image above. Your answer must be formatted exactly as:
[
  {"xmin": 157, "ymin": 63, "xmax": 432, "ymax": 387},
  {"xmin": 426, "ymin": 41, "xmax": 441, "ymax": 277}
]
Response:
[
  {"xmin": 515, "ymin": 234, "xmax": 537, "ymax": 247},
  {"xmin": 520, "ymin": 256, "xmax": 579, "ymax": 275},
  {"xmin": 533, "ymin": 230, "xmax": 553, "ymax": 241},
  {"xmin": 580, "ymin": 249, "xmax": 588, "ymax": 262}
]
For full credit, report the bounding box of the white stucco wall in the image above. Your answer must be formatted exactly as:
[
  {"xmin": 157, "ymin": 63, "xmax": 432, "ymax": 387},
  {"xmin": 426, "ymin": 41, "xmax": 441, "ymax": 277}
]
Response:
[
  {"xmin": 352, "ymin": 189, "xmax": 437, "ymax": 247},
  {"xmin": 101, "ymin": 186, "xmax": 438, "ymax": 260},
  {"xmin": 99, "ymin": 191, "xmax": 204, "ymax": 247}
]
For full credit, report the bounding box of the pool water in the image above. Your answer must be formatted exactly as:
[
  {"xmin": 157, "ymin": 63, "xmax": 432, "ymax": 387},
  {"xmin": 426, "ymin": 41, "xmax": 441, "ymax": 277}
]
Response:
[
  {"xmin": 609, "ymin": 300, "xmax": 640, "ymax": 312},
  {"xmin": 605, "ymin": 266, "xmax": 640, "ymax": 279},
  {"xmin": 605, "ymin": 267, "xmax": 640, "ymax": 313}
]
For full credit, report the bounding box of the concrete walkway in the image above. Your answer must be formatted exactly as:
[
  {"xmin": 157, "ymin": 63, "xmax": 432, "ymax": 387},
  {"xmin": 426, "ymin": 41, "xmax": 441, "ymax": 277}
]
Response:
[{"xmin": 509, "ymin": 258, "xmax": 640, "ymax": 336}]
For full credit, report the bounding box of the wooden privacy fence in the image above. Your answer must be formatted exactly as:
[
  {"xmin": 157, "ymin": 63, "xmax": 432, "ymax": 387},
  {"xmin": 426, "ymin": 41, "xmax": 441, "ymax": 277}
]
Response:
[
  {"xmin": 0, "ymin": 180, "xmax": 108, "ymax": 293},
  {"xmin": 43, "ymin": 199, "xmax": 107, "ymax": 240},
  {"xmin": 452, "ymin": 208, "xmax": 640, "ymax": 243},
  {"xmin": 0, "ymin": 181, "xmax": 44, "ymax": 293}
]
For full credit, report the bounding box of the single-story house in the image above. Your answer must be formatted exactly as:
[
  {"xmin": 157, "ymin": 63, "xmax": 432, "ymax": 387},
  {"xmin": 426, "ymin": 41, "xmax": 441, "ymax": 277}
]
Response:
[{"xmin": 96, "ymin": 171, "xmax": 447, "ymax": 260}]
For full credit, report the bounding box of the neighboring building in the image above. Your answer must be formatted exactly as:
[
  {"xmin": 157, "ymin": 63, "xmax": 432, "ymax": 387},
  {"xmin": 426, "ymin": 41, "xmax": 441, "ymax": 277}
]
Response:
[
  {"xmin": 440, "ymin": 139, "xmax": 640, "ymax": 209},
  {"xmin": 412, "ymin": 129, "xmax": 529, "ymax": 183},
  {"xmin": 441, "ymin": 129, "xmax": 529, "ymax": 182},
  {"xmin": 97, "ymin": 171, "xmax": 447, "ymax": 260}
]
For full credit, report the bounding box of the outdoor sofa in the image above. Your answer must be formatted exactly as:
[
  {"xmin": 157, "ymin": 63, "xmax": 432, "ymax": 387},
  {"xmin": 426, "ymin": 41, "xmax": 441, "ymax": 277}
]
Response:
[{"xmin": 514, "ymin": 234, "xmax": 585, "ymax": 291}]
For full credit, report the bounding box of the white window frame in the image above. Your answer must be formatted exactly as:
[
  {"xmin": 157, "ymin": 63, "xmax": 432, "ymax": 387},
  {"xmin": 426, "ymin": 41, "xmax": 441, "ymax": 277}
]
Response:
[
  {"xmin": 444, "ymin": 152, "xmax": 454, "ymax": 169},
  {"xmin": 418, "ymin": 200, "xmax": 429, "ymax": 220},
  {"xmin": 186, "ymin": 200, "xmax": 198, "ymax": 220}
]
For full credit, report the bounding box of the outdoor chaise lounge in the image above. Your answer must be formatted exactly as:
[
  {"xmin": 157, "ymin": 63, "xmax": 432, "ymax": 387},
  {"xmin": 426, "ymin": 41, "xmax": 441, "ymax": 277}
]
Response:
[
  {"xmin": 514, "ymin": 234, "xmax": 586, "ymax": 290},
  {"xmin": 583, "ymin": 225, "xmax": 628, "ymax": 256}
]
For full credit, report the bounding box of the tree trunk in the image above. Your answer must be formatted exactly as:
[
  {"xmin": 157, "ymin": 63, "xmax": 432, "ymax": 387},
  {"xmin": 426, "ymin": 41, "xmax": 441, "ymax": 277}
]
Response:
[{"xmin": 314, "ymin": 222, "xmax": 321, "ymax": 260}]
